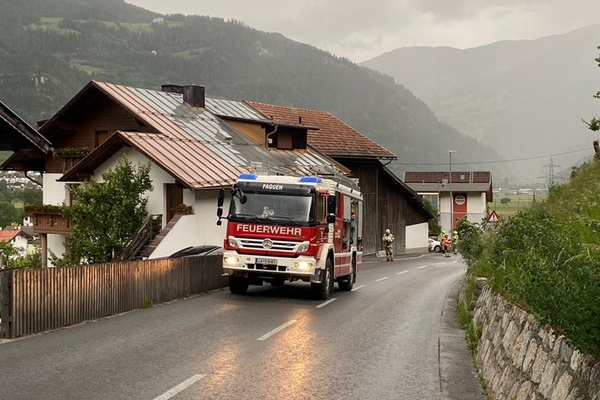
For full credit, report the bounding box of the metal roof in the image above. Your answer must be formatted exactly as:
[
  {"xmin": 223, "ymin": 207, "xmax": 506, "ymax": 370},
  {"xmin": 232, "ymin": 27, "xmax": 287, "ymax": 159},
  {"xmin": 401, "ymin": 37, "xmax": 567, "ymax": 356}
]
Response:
[
  {"xmin": 60, "ymin": 82, "xmax": 346, "ymax": 190},
  {"xmin": 206, "ymin": 98, "xmax": 269, "ymax": 121},
  {"xmin": 0, "ymin": 100, "xmax": 52, "ymax": 153}
]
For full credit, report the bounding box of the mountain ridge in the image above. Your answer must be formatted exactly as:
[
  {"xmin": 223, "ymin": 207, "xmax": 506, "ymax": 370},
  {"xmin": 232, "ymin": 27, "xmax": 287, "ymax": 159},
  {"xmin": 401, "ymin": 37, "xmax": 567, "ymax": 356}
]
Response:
[
  {"xmin": 0, "ymin": 0, "xmax": 501, "ymax": 180},
  {"xmin": 362, "ymin": 23, "xmax": 600, "ymax": 181}
]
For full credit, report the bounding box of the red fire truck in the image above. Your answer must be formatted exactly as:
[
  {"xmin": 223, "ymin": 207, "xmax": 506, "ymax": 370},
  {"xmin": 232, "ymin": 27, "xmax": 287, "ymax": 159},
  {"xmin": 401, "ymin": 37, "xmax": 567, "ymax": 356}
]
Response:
[{"xmin": 217, "ymin": 173, "xmax": 363, "ymax": 300}]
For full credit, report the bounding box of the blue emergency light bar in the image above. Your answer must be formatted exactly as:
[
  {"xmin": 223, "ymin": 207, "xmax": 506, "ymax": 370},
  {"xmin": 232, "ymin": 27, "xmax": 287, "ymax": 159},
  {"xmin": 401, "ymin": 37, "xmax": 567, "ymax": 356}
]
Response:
[
  {"xmin": 299, "ymin": 176, "xmax": 323, "ymax": 183},
  {"xmin": 238, "ymin": 173, "xmax": 258, "ymax": 180}
]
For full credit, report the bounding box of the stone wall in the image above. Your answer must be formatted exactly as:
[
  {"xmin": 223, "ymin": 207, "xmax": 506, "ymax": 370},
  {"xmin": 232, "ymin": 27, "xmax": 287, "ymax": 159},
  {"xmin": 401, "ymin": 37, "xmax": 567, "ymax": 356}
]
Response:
[{"xmin": 473, "ymin": 286, "xmax": 599, "ymax": 400}]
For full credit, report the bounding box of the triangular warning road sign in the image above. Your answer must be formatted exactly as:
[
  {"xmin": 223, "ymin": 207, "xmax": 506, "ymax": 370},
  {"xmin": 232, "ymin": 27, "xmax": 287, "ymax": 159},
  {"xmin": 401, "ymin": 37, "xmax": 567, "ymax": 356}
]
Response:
[{"xmin": 487, "ymin": 210, "xmax": 499, "ymax": 223}]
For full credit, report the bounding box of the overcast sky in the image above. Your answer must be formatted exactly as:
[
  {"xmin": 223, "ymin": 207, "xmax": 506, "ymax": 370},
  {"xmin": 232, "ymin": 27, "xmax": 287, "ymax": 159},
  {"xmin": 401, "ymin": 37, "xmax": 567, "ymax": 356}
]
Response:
[{"xmin": 126, "ymin": 0, "xmax": 600, "ymax": 63}]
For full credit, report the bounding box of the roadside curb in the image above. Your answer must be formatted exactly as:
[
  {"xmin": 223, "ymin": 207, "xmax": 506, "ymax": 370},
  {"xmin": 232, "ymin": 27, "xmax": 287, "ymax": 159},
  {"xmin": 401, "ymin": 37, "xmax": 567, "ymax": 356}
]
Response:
[{"xmin": 438, "ymin": 277, "xmax": 485, "ymax": 399}]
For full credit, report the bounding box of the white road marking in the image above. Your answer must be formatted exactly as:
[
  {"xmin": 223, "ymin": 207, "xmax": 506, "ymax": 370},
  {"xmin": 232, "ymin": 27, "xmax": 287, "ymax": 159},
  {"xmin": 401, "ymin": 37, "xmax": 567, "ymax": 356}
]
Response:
[
  {"xmin": 362, "ymin": 254, "xmax": 429, "ymax": 264},
  {"xmin": 351, "ymin": 285, "xmax": 365, "ymax": 292},
  {"xmin": 375, "ymin": 277, "xmax": 388, "ymax": 282},
  {"xmin": 153, "ymin": 374, "xmax": 206, "ymax": 400},
  {"xmin": 316, "ymin": 298, "xmax": 338, "ymax": 309},
  {"xmin": 397, "ymin": 270, "xmax": 408, "ymax": 275},
  {"xmin": 417, "ymin": 265, "xmax": 430, "ymax": 269},
  {"xmin": 257, "ymin": 320, "xmax": 297, "ymax": 341}
]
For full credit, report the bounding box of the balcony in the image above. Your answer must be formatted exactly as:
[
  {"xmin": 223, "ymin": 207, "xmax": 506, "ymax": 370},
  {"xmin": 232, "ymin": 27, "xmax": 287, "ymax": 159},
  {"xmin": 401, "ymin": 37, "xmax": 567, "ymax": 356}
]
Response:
[
  {"xmin": 32, "ymin": 211, "xmax": 71, "ymax": 235},
  {"xmin": 61, "ymin": 155, "xmax": 86, "ymax": 173}
]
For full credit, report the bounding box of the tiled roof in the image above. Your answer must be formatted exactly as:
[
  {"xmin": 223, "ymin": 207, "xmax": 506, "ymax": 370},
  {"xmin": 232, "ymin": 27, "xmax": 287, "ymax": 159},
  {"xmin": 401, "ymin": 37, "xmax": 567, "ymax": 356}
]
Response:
[
  {"xmin": 404, "ymin": 171, "xmax": 491, "ymax": 184},
  {"xmin": 245, "ymin": 101, "xmax": 396, "ymax": 160},
  {"xmin": 404, "ymin": 171, "xmax": 493, "ymax": 195},
  {"xmin": 59, "ymin": 82, "xmax": 348, "ymax": 189},
  {"xmin": 0, "ymin": 229, "xmax": 20, "ymax": 243},
  {"xmin": 406, "ymin": 182, "xmax": 492, "ymax": 193}
]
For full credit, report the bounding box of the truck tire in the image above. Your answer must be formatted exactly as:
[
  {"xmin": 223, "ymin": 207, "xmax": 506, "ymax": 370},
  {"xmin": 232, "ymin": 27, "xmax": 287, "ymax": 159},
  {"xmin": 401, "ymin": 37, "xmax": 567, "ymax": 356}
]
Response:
[
  {"xmin": 229, "ymin": 276, "xmax": 249, "ymax": 295},
  {"xmin": 311, "ymin": 257, "xmax": 334, "ymax": 300},
  {"xmin": 338, "ymin": 256, "xmax": 356, "ymax": 291}
]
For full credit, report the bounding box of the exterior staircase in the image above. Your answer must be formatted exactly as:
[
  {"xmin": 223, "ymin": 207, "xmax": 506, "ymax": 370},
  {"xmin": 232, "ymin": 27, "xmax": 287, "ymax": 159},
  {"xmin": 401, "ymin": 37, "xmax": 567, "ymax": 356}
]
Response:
[
  {"xmin": 113, "ymin": 214, "xmax": 162, "ymax": 261},
  {"xmin": 139, "ymin": 214, "xmax": 183, "ymax": 258}
]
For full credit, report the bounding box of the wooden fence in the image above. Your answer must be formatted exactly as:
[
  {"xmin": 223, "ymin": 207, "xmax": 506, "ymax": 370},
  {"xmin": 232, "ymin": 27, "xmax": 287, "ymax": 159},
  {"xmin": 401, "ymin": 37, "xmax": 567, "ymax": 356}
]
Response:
[{"xmin": 0, "ymin": 255, "xmax": 226, "ymax": 339}]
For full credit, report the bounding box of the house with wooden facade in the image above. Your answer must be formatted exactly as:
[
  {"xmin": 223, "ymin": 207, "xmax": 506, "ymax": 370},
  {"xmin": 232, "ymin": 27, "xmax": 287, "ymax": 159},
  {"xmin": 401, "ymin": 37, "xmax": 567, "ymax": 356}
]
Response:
[
  {"xmin": 404, "ymin": 171, "xmax": 493, "ymax": 233},
  {"xmin": 228, "ymin": 102, "xmax": 436, "ymax": 255},
  {"xmin": 1, "ymin": 81, "xmax": 349, "ymax": 266}
]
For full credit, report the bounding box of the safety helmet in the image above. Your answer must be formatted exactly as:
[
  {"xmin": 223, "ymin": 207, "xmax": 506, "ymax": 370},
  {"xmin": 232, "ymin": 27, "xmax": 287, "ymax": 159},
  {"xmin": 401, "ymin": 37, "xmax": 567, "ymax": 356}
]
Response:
[
  {"xmin": 442, "ymin": 230, "xmax": 446, "ymax": 234},
  {"xmin": 453, "ymin": 231, "xmax": 458, "ymax": 234},
  {"xmin": 385, "ymin": 229, "xmax": 390, "ymax": 234}
]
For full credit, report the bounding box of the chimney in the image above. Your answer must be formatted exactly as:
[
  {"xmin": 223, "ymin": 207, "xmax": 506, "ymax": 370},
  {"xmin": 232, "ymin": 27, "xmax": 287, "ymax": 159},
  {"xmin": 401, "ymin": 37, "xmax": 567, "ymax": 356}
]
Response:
[
  {"xmin": 161, "ymin": 84, "xmax": 184, "ymax": 94},
  {"xmin": 183, "ymin": 85, "xmax": 205, "ymax": 108}
]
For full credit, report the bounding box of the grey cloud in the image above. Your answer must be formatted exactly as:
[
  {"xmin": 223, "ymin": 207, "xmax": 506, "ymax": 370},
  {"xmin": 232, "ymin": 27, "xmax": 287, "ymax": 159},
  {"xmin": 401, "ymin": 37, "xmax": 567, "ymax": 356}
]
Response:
[{"xmin": 127, "ymin": 0, "xmax": 600, "ymax": 62}]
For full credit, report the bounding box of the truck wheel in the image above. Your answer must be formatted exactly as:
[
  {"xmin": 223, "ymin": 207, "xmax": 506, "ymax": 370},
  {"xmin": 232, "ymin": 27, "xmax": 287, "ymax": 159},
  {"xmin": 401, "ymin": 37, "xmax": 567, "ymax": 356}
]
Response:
[
  {"xmin": 229, "ymin": 276, "xmax": 249, "ymax": 294},
  {"xmin": 338, "ymin": 256, "xmax": 356, "ymax": 291},
  {"xmin": 311, "ymin": 258, "xmax": 334, "ymax": 300}
]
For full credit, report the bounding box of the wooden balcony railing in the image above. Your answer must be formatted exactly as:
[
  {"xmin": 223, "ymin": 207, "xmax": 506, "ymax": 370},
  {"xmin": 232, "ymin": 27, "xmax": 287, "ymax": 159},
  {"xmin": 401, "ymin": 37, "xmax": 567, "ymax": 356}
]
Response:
[
  {"xmin": 61, "ymin": 155, "xmax": 86, "ymax": 173},
  {"xmin": 32, "ymin": 211, "xmax": 71, "ymax": 235}
]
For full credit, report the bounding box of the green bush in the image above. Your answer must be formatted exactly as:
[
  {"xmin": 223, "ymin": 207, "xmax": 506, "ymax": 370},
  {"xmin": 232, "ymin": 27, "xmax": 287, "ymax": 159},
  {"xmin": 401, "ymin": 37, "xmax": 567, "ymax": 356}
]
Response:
[{"xmin": 461, "ymin": 161, "xmax": 600, "ymax": 358}]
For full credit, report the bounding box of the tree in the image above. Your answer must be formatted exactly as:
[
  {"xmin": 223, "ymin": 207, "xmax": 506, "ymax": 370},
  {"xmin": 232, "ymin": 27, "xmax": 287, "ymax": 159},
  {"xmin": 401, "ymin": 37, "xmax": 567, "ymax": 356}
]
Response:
[
  {"xmin": 60, "ymin": 157, "xmax": 152, "ymax": 265},
  {"xmin": 422, "ymin": 198, "xmax": 441, "ymax": 235},
  {"xmin": 20, "ymin": 187, "xmax": 43, "ymax": 206},
  {"xmin": 0, "ymin": 241, "xmax": 20, "ymax": 268},
  {"xmin": 586, "ymin": 47, "xmax": 600, "ymax": 132},
  {"xmin": 0, "ymin": 201, "xmax": 20, "ymax": 227}
]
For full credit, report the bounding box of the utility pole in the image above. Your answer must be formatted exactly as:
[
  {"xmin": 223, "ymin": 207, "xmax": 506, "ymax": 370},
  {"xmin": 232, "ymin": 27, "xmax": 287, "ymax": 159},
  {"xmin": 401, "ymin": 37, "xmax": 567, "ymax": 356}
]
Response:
[
  {"xmin": 449, "ymin": 150, "xmax": 456, "ymax": 231},
  {"xmin": 542, "ymin": 157, "xmax": 560, "ymax": 187}
]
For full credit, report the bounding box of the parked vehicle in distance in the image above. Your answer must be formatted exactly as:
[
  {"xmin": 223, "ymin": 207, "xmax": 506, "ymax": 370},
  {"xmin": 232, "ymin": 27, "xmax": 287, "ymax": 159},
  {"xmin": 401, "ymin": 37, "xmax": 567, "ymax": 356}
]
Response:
[
  {"xmin": 428, "ymin": 238, "xmax": 442, "ymax": 253},
  {"xmin": 169, "ymin": 245, "xmax": 224, "ymax": 258}
]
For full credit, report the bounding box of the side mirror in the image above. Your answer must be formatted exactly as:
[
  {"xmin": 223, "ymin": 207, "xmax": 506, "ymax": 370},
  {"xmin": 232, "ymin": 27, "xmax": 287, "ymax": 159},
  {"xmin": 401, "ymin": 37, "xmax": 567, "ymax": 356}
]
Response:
[
  {"xmin": 217, "ymin": 208, "xmax": 223, "ymax": 217},
  {"xmin": 327, "ymin": 195, "xmax": 337, "ymax": 215},
  {"xmin": 217, "ymin": 188, "xmax": 225, "ymax": 207}
]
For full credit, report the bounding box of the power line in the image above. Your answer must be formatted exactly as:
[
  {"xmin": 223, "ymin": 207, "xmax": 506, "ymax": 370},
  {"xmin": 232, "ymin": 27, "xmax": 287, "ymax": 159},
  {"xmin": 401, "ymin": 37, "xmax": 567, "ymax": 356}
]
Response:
[{"xmin": 391, "ymin": 148, "xmax": 591, "ymax": 166}]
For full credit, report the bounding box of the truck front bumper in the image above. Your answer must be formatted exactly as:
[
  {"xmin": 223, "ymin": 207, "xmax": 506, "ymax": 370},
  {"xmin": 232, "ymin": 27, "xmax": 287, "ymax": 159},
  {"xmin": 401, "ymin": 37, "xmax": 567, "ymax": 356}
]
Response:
[{"xmin": 222, "ymin": 251, "xmax": 323, "ymax": 283}]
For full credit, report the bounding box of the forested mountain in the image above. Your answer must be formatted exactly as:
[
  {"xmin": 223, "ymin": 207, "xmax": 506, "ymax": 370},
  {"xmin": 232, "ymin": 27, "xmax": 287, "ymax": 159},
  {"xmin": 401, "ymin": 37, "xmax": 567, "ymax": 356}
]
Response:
[
  {"xmin": 0, "ymin": 0, "xmax": 501, "ymax": 179},
  {"xmin": 362, "ymin": 24, "xmax": 600, "ymax": 181}
]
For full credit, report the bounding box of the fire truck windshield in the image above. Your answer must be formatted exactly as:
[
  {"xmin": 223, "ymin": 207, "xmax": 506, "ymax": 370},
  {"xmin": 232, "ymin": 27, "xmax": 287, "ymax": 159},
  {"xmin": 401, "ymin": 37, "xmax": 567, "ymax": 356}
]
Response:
[{"xmin": 229, "ymin": 191, "xmax": 314, "ymax": 226}]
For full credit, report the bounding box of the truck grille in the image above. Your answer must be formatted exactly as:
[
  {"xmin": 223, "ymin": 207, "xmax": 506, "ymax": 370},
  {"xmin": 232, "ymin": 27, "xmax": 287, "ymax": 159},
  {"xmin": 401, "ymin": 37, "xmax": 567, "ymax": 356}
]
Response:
[{"xmin": 239, "ymin": 238, "xmax": 299, "ymax": 252}]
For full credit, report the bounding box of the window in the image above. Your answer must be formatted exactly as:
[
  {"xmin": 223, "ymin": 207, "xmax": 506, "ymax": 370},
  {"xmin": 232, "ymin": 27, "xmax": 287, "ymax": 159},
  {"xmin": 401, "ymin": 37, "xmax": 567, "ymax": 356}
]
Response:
[
  {"xmin": 420, "ymin": 193, "xmax": 439, "ymax": 211},
  {"xmin": 317, "ymin": 195, "xmax": 326, "ymax": 222}
]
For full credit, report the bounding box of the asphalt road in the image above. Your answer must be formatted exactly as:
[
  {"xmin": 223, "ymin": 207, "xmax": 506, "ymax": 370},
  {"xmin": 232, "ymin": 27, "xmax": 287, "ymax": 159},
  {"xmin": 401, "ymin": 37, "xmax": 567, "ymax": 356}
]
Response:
[{"xmin": 0, "ymin": 253, "xmax": 484, "ymax": 400}]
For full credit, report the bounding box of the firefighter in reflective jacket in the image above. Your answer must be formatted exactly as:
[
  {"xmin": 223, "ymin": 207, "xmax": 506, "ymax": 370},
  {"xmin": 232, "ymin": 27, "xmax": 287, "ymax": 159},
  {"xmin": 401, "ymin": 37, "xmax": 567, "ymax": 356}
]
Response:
[
  {"xmin": 441, "ymin": 234, "xmax": 452, "ymax": 257},
  {"xmin": 382, "ymin": 229, "xmax": 395, "ymax": 261},
  {"xmin": 452, "ymin": 230, "xmax": 459, "ymax": 254}
]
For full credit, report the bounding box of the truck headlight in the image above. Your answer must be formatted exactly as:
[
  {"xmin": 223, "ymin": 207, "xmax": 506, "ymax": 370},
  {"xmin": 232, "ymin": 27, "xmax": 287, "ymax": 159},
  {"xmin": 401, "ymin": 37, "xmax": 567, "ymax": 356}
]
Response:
[
  {"xmin": 224, "ymin": 256, "xmax": 239, "ymax": 265},
  {"xmin": 297, "ymin": 243, "xmax": 310, "ymax": 252},
  {"xmin": 294, "ymin": 261, "xmax": 313, "ymax": 270}
]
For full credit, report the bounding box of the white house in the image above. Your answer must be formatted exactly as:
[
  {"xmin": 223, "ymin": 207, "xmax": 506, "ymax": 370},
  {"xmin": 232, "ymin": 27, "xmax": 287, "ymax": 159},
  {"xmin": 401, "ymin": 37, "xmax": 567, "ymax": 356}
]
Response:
[
  {"xmin": 404, "ymin": 171, "xmax": 493, "ymax": 234},
  {"xmin": 0, "ymin": 227, "xmax": 33, "ymax": 256},
  {"xmin": 2, "ymin": 81, "xmax": 349, "ymax": 266}
]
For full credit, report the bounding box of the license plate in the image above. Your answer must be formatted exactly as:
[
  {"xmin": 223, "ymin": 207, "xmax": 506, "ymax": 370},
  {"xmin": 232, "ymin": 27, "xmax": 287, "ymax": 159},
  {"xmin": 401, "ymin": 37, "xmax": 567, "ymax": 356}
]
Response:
[{"xmin": 256, "ymin": 258, "xmax": 277, "ymax": 265}]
